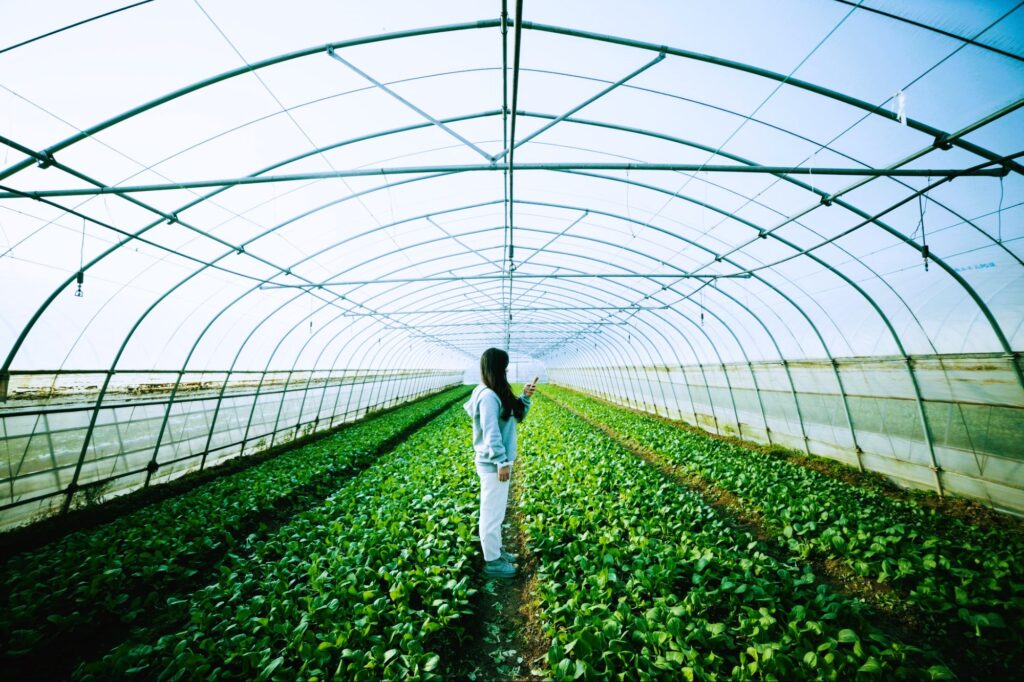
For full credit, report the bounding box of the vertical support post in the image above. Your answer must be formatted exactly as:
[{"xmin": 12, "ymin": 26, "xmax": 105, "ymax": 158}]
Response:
[
  {"xmin": 906, "ymin": 355, "xmax": 943, "ymax": 495},
  {"xmin": 831, "ymin": 357, "xmax": 864, "ymax": 471},
  {"xmin": 720, "ymin": 362, "xmax": 744, "ymax": 438},
  {"xmin": 781, "ymin": 360, "xmax": 812, "ymax": 455},
  {"xmin": 744, "ymin": 359, "xmax": 772, "ymax": 445}
]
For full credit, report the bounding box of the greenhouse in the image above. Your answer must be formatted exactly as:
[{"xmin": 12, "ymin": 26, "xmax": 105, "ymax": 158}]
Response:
[{"xmin": 1, "ymin": 0, "xmax": 1022, "ymax": 679}]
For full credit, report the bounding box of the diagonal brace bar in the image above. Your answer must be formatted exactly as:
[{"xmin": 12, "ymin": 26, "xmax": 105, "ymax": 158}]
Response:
[
  {"xmin": 491, "ymin": 50, "xmax": 666, "ymax": 162},
  {"xmin": 327, "ymin": 47, "xmax": 495, "ymax": 162}
]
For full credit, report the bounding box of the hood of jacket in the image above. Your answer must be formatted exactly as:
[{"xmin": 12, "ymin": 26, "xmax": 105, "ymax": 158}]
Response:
[{"xmin": 464, "ymin": 384, "xmax": 492, "ymax": 417}]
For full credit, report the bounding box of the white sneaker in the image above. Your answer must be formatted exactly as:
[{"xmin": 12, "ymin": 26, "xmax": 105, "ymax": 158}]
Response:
[{"xmin": 483, "ymin": 559, "xmax": 516, "ymax": 578}]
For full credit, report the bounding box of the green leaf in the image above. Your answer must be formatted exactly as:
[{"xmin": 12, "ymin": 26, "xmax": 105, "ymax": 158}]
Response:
[
  {"xmin": 837, "ymin": 628, "xmax": 858, "ymax": 643},
  {"xmin": 928, "ymin": 665, "xmax": 956, "ymax": 680},
  {"xmin": 258, "ymin": 656, "xmax": 284, "ymax": 680},
  {"xmin": 858, "ymin": 658, "xmax": 882, "ymax": 674}
]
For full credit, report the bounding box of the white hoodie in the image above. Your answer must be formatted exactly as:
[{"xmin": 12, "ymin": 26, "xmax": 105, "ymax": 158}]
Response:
[{"xmin": 464, "ymin": 384, "xmax": 532, "ymax": 473}]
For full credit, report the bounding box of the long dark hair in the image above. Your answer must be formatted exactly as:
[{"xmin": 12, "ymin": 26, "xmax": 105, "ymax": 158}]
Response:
[{"xmin": 480, "ymin": 347, "xmax": 525, "ymax": 422}]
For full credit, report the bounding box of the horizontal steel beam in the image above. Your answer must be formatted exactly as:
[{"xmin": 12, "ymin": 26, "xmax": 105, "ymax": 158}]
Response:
[
  {"xmin": 408, "ymin": 330, "xmax": 604, "ymax": 337},
  {"xmin": 4, "ymin": 162, "xmax": 1008, "ymax": 198},
  {"xmin": 382, "ymin": 321, "xmax": 621, "ymax": 327},
  {"xmin": 259, "ymin": 272, "xmax": 751, "ymax": 287},
  {"xmin": 335, "ymin": 305, "xmax": 668, "ymax": 316}
]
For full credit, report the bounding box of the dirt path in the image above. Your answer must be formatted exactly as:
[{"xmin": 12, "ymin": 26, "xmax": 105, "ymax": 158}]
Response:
[{"xmin": 453, "ymin": 473, "xmax": 549, "ymax": 681}]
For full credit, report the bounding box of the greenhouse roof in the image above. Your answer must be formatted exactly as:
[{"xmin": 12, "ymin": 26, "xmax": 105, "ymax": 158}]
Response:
[{"xmin": 1, "ymin": 0, "xmax": 1022, "ymax": 374}]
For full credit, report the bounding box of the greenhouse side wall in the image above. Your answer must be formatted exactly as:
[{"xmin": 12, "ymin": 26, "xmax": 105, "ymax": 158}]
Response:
[
  {"xmin": 0, "ymin": 368, "xmax": 463, "ymax": 530},
  {"xmin": 549, "ymin": 352, "xmax": 1024, "ymax": 515}
]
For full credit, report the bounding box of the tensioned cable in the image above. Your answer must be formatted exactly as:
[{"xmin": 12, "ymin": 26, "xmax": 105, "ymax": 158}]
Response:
[
  {"xmin": 640, "ymin": 0, "xmax": 866, "ymax": 243},
  {"xmin": 189, "ymin": 0, "xmax": 383, "ymax": 253},
  {"xmin": 831, "ymin": 0, "xmax": 1024, "ymax": 62},
  {"xmin": 707, "ymin": 1, "xmax": 1024, "ymax": 242},
  {"xmin": 187, "ymin": 2, "xmax": 466, "ymax": 355},
  {"xmin": 4, "ymin": 18, "xmax": 1015, "ymax": 366},
  {"xmin": 685, "ymin": 154, "xmax": 1023, "ymax": 281},
  {"xmin": 0, "ymin": 0, "xmax": 157, "ymax": 56},
  {"xmin": 0, "ymin": 84, "xmax": 333, "ymax": 282}
]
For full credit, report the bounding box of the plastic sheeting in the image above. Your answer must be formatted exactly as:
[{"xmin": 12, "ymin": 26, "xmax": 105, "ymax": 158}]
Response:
[{"xmin": 1, "ymin": 1, "xmax": 1022, "ymax": 522}]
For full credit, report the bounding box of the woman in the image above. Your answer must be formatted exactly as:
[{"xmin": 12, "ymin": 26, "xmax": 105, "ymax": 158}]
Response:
[{"xmin": 464, "ymin": 348, "xmax": 537, "ymax": 578}]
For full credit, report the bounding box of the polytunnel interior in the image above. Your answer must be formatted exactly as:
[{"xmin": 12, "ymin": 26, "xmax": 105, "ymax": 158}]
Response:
[{"xmin": 1, "ymin": 0, "xmax": 1023, "ymax": 531}]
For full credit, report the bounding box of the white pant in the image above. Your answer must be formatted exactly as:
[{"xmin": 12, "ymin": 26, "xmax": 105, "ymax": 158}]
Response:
[{"xmin": 478, "ymin": 468, "xmax": 511, "ymax": 562}]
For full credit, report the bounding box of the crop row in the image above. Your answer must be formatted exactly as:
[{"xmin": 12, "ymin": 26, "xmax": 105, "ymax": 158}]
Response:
[
  {"xmin": 0, "ymin": 385, "xmax": 469, "ymax": 663},
  {"xmin": 78, "ymin": 402, "xmax": 481, "ymax": 681},
  {"xmin": 543, "ymin": 385, "xmax": 1024, "ymax": 675},
  {"xmin": 517, "ymin": 396, "xmax": 949, "ymax": 680}
]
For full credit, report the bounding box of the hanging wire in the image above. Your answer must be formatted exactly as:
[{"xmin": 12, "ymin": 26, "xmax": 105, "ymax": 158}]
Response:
[
  {"xmin": 997, "ymin": 174, "xmax": 1005, "ymax": 243},
  {"xmin": 626, "ymin": 167, "xmax": 635, "ymax": 237},
  {"xmin": 917, "ymin": 175, "xmax": 930, "ymax": 272},
  {"xmin": 701, "ymin": 171, "xmax": 709, "ymax": 233},
  {"xmin": 384, "ymin": 170, "xmax": 396, "ymax": 227},
  {"xmin": 700, "ymin": 285, "xmax": 704, "ymax": 326},
  {"xmin": 0, "ymin": 0, "xmax": 156, "ymax": 56},
  {"xmin": 75, "ymin": 216, "xmax": 86, "ymax": 297}
]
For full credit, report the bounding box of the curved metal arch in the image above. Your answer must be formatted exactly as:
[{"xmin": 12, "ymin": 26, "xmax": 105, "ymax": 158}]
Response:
[
  {"xmin": 9, "ymin": 17, "xmax": 1014, "ymax": 511},
  {"xmin": 8, "ymin": 102, "xmax": 999, "ymax": 387},
  {"xmin": 342, "ymin": 224, "xmax": 847, "ymax": 454},
  {"xmin": 236, "ymin": 286, "xmax": 466, "ymax": 456},
  {"xmin": 277, "ymin": 227, "xmax": 791, "ymax": 364},
  {"xmin": 0, "ymin": 20, "xmax": 504, "ymax": 183},
  {"xmin": 519, "ymin": 21, "xmax": 1023, "ymax": 175},
  {"xmin": 542, "ymin": 169, "xmax": 954, "ymax": 485},
  {"xmin": 144, "ymin": 126, "xmax": 1007, "ymax": 374},
  {"xmin": 558, "ymin": 166, "xmax": 1015, "ymax": 360},
  {"xmin": 45, "ymin": 49, "xmax": 1013, "ymax": 267},
  {"xmin": 12, "ymin": 148, "xmax": 1007, "ymax": 499},
  {"xmin": 287, "ymin": 312, "xmax": 464, "ymax": 440},
  {"xmin": 210, "ymin": 193, "xmax": 866, "ymax": 452},
  {"xmin": 253, "ymin": 195, "xmax": 818, "ymax": 361},
  {"xmin": 522, "ymin": 110, "xmax": 1023, "ymax": 270},
  {"xmin": 48, "ymin": 189, "xmax": 870, "ymax": 507},
  {"xmin": 274, "ymin": 240, "xmax": 775, "ymax": 439},
  {"xmin": 4, "ymin": 19, "xmax": 1018, "ymax": 375},
  {"xmin": 105, "ymin": 192, "xmax": 847, "ymax": 489},
  {"xmin": 1, "ymin": 24, "xmax": 1014, "ymax": 481},
  {"xmin": 256, "ymin": 315, "xmax": 456, "ymax": 454}
]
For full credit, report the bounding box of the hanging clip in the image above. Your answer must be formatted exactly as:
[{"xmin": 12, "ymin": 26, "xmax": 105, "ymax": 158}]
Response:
[
  {"xmin": 75, "ymin": 271, "xmax": 84, "ymax": 297},
  {"xmin": 819, "ymin": 195, "xmax": 833, "ymax": 207},
  {"xmin": 932, "ymin": 134, "xmax": 953, "ymax": 151},
  {"xmin": 894, "ymin": 90, "xmax": 907, "ymax": 126},
  {"xmin": 922, "ymin": 244, "xmax": 930, "ymax": 272}
]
